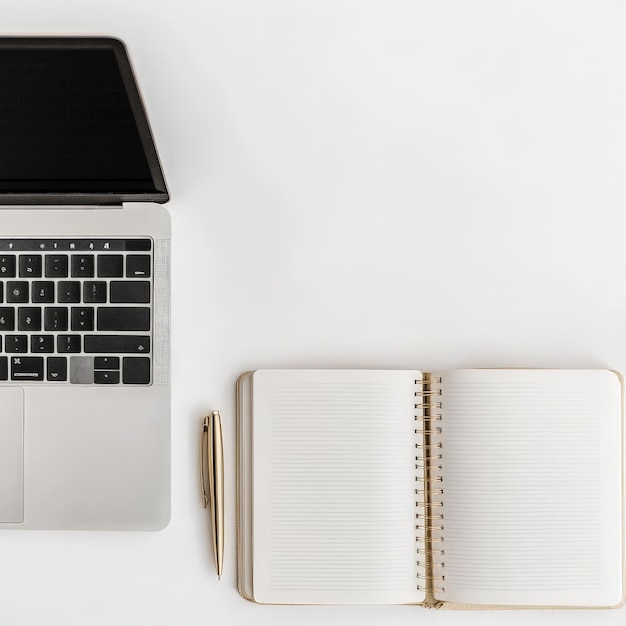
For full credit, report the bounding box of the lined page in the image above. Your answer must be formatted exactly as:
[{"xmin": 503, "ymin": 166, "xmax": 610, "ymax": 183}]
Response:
[
  {"xmin": 436, "ymin": 369, "xmax": 623, "ymax": 607},
  {"xmin": 252, "ymin": 370, "xmax": 423, "ymax": 605}
]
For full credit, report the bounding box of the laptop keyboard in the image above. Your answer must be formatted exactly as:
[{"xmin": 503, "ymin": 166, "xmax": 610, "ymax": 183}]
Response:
[{"xmin": 0, "ymin": 238, "xmax": 153, "ymax": 385}]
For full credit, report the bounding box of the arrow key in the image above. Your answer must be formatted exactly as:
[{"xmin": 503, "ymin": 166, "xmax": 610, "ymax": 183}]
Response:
[{"xmin": 95, "ymin": 370, "xmax": 120, "ymax": 384}]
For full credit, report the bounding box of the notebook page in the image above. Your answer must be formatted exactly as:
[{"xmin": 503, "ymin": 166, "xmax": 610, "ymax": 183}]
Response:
[
  {"xmin": 435, "ymin": 369, "xmax": 623, "ymax": 607},
  {"xmin": 252, "ymin": 370, "xmax": 424, "ymax": 605}
]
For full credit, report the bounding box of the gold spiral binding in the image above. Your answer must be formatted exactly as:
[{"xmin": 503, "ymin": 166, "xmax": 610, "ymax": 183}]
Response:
[
  {"xmin": 416, "ymin": 524, "xmax": 444, "ymax": 531},
  {"xmin": 414, "ymin": 428, "xmax": 442, "ymax": 435},
  {"xmin": 414, "ymin": 374, "xmax": 444, "ymax": 601},
  {"xmin": 417, "ymin": 586, "xmax": 445, "ymax": 594},
  {"xmin": 417, "ymin": 585, "xmax": 445, "ymax": 592},
  {"xmin": 415, "ymin": 414, "xmax": 442, "ymax": 420},
  {"xmin": 415, "ymin": 488, "xmax": 443, "ymax": 495},
  {"xmin": 415, "ymin": 454, "xmax": 443, "ymax": 461},
  {"xmin": 416, "ymin": 560, "xmax": 444, "ymax": 567},
  {"xmin": 416, "ymin": 498, "xmax": 443, "ymax": 507},
  {"xmin": 416, "ymin": 548, "xmax": 445, "ymax": 555}
]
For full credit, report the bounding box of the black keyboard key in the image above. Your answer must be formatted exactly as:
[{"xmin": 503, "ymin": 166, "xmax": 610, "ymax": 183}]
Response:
[
  {"xmin": 0, "ymin": 282, "xmax": 2, "ymax": 303},
  {"xmin": 18, "ymin": 307, "xmax": 42, "ymax": 331},
  {"xmin": 5, "ymin": 335, "xmax": 27, "ymax": 353},
  {"xmin": 31, "ymin": 335, "xmax": 54, "ymax": 353},
  {"xmin": 97, "ymin": 307, "xmax": 150, "ymax": 331},
  {"xmin": 83, "ymin": 281, "xmax": 107, "ymax": 303},
  {"xmin": 110, "ymin": 281, "xmax": 150, "ymax": 303},
  {"xmin": 95, "ymin": 370, "xmax": 120, "ymax": 384},
  {"xmin": 94, "ymin": 356, "xmax": 120, "ymax": 370},
  {"xmin": 32, "ymin": 281, "xmax": 55, "ymax": 303},
  {"xmin": 0, "ymin": 307, "xmax": 15, "ymax": 331},
  {"xmin": 84, "ymin": 335, "xmax": 150, "ymax": 354},
  {"xmin": 125, "ymin": 240, "xmax": 151, "ymax": 251},
  {"xmin": 98, "ymin": 255, "xmax": 123, "ymax": 277},
  {"xmin": 44, "ymin": 307, "xmax": 69, "ymax": 331},
  {"xmin": 57, "ymin": 281, "xmax": 81, "ymax": 303},
  {"xmin": 71, "ymin": 307, "xmax": 94, "ymax": 331},
  {"xmin": 11, "ymin": 356, "xmax": 44, "ymax": 381},
  {"xmin": 19, "ymin": 254, "xmax": 42, "ymax": 277},
  {"xmin": 57, "ymin": 334, "xmax": 81, "ymax": 353},
  {"xmin": 45, "ymin": 254, "xmax": 69, "ymax": 278},
  {"xmin": 71, "ymin": 254, "xmax": 94, "ymax": 278},
  {"xmin": 0, "ymin": 255, "xmax": 16, "ymax": 277},
  {"xmin": 6, "ymin": 281, "xmax": 29, "ymax": 303},
  {"xmin": 0, "ymin": 356, "xmax": 7, "ymax": 380},
  {"xmin": 123, "ymin": 357, "xmax": 150, "ymax": 384},
  {"xmin": 47, "ymin": 357, "xmax": 67, "ymax": 381},
  {"xmin": 126, "ymin": 255, "xmax": 151, "ymax": 278}
]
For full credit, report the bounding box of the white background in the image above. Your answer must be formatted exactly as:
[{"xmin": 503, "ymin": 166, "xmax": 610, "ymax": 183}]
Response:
[{"xmin": 2, "ymin": 1, "xmax": 625, "ymax": 624}]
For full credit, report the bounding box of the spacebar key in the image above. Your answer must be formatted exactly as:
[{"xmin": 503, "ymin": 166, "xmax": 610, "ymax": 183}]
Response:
[{"xmin": 84, "ymin": 335, "xmax": 150, "ymax": 354}]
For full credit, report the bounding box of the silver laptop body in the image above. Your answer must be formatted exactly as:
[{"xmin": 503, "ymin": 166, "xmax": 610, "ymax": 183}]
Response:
[{"xmin": 0, "ymin": 37, "xmax": 170, "ymax": 530}]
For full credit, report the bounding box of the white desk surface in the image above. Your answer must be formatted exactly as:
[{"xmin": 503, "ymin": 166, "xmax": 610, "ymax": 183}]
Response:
[{"xmin": 2, "ymin": 1, "xmax": 625, "ymax": 624}]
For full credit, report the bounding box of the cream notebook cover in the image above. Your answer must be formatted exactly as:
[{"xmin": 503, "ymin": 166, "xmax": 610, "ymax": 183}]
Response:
[{"xmin": 236, "ymin": 369, "xmax": 624, "ymax": 608}]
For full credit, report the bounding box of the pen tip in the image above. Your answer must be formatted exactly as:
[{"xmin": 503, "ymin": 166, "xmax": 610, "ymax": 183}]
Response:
[{"xmin": 218, "ymin": 575, "xmax": 222, "ymax": 581}]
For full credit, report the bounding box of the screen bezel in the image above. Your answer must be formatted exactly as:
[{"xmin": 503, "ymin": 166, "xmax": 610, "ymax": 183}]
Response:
[{"xmin": 0, "ymin": 37, "xmax": 169, "ymax": 205}]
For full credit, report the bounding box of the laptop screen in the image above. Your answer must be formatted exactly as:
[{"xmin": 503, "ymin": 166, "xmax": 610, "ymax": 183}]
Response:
[{"xmin": 0, "ymin": 38, "xmax": 168, "ymax": 204}]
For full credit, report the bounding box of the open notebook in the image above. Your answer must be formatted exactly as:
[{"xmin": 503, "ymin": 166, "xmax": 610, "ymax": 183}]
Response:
[{"xmin": 237, "ymin": 369, "xmax": 624, "ymax": 608}]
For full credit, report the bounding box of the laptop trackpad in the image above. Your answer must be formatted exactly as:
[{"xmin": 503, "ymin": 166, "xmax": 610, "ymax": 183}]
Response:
[{"xmin": 0, "ymin": 388, "xmax": 24, "ymax": 522}]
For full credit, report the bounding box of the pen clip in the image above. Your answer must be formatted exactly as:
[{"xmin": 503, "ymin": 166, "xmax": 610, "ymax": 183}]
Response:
[{"xmin": 201, "ymin": 416, "xmax": 209, "ymax": 509}]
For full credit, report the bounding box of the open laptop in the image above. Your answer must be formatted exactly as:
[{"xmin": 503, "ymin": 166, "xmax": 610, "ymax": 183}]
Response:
[{"xmin": 0, "ymin": 37, "xmax": 170, "ymax": 530}]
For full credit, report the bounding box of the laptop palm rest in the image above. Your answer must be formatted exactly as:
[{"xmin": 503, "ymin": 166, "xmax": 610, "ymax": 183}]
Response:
[{"xmin": 0, "ymin": 388, "xmax": 24, "ymax": 523}]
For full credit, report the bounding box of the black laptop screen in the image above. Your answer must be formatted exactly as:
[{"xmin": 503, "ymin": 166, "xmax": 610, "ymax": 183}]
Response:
[{"xmin": 0, "ymin": 40, "xmax": 167, "ymax": 201}]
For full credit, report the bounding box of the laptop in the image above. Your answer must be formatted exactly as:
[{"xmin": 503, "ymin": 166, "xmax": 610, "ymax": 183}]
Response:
[{"xmin": 0, "ymin": 37, "xmax": 170, "ymax": 530}]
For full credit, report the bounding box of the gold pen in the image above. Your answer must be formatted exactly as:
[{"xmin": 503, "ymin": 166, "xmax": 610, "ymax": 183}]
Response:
[{"xmin": 201, "ymin": 411, "xmax": 224, "ymax": 580}]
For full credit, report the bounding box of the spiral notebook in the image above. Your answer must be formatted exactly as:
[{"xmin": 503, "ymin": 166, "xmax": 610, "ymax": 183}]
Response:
[{"xmin": 236, "ymin": 369, "xmax": 624, "ymax": 608}]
